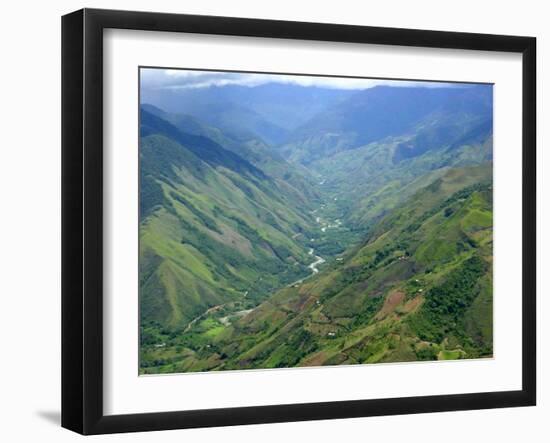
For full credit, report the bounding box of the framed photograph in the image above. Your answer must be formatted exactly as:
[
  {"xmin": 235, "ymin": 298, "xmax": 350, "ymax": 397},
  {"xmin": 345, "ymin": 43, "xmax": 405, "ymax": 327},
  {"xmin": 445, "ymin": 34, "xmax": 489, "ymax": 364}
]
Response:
[{"xmin": 62, "ymin": 8, "xmax": 536, "ymax": 435}]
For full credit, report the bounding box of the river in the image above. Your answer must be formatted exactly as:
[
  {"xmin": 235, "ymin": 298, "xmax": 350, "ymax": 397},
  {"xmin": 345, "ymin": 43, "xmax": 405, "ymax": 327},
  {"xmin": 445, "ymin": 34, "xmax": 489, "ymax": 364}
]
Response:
[
  {"xmin": 184, "ymin": 212, "xmax": 328, "ymax": 331},
  {"xmin": 307, "ymin": 248, "xmax": 326, "ymax": 274}
]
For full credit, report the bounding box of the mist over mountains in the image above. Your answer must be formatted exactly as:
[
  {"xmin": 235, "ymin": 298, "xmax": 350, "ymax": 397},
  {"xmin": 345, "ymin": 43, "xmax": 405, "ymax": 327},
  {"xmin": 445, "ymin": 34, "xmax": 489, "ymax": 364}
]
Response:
[
  {"xmin": 141, "ymin": 82, "xmax": 353, "ymax": 144},
  {"xmin": 139, "ymin": 71, "xmax": 493, "ymax": 373}
]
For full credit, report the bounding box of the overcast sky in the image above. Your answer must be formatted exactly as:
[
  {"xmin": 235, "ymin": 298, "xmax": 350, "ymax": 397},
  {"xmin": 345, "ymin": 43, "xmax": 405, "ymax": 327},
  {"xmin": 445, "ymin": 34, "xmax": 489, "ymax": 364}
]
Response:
[{"xmin": 140, "ymin": 68, "xmax": 464, "ymax": 91}]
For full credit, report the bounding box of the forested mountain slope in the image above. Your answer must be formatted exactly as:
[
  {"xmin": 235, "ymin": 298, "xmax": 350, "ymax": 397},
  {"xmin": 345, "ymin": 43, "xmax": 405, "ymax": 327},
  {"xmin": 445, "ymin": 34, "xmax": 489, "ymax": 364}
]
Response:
[
  {"xmin": 138, "ymin": 78, "xmax": 493, "ymax": 374},
  {"xmin": 141, "ymin": 165, "xmax": 493, "ymax": 373},
  {"xmin": 280, "ymin": 85, "xmax": 492, "ymax": 163},
  {"xmin": 139, "ymin": 108, "xmax": 319, "ymax": 332}
]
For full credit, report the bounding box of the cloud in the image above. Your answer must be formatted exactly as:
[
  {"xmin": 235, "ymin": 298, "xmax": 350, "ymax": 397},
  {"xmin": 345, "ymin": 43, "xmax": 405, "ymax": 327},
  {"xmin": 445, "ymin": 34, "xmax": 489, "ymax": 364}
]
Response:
[{"xmin": 140, "ymin": 68, "xmax": 464, "ymax": 91}]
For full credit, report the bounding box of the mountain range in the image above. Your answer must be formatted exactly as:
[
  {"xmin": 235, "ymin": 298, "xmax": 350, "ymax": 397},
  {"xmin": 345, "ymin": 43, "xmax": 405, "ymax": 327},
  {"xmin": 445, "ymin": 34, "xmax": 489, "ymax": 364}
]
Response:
[{"xmin": 138, "ymin": 78, "xmax": 493, "ymax": 374}]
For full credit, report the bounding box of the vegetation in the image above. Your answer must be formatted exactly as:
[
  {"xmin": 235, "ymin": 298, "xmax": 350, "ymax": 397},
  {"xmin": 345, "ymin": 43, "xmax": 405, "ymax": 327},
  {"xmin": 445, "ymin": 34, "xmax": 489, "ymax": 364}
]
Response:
[{"xmin": 138, "ymin": 79, "xmax": 493, "ymax": 374}]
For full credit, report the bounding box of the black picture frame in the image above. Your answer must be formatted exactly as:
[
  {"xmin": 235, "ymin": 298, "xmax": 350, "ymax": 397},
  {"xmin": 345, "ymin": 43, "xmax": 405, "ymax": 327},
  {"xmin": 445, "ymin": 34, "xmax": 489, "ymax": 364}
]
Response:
[{"xmin": 62, "ymin": 8, "xmax": 537, "ymax": 435}]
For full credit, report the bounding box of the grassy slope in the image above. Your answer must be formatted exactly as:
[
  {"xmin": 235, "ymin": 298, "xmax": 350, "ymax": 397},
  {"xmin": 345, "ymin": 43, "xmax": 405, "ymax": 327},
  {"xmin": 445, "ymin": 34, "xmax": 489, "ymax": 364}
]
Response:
[
  {"xmin": 310, "ymin": 129, "xmax": 492, "ymax": 228},
  {"xmin": 139, "ymin": 131, "xmax": 319, "ymax": 337},
  {"xmin": 141, "ymin": 165, "xmax": 493, "ymax": 373},
  {"xmin": 142, "ymin": 103, "xmax": 321, "ymax": 207}
]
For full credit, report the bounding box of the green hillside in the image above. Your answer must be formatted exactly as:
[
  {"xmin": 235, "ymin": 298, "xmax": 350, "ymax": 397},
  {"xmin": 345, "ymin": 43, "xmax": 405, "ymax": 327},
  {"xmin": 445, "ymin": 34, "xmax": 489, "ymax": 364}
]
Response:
[
  {"xmin": 280, "ymin": 85, "xmax": 492, "ymax": 163},
  {"xmin": 142, "ymin": 104, "xmax": 320, "ymax": 205},
  {"xmin": 138, "ymin": 76, "xmax": 493, "ymax": 375},
  {"xmin": 141, "ymin": 165, "xmax": 493, "ymax": 373},
  {"xmin": 139, "ymin": 110, "xmax": 321, "ymax": 339}
]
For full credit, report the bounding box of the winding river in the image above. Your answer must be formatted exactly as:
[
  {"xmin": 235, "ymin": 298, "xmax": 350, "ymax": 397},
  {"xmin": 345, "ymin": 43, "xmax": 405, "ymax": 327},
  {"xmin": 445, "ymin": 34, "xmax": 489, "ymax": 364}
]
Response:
[
  {"xmin": 184, "ymin": 212, "xmax": 328, "ymax": 331},
  {"xmin": 307, "ymin": 248, "xmax": 326, "ymax": 274}
]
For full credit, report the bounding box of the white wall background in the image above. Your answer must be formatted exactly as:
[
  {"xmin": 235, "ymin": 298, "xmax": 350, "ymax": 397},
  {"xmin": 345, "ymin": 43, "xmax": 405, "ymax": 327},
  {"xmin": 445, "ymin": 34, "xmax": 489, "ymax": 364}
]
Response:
[{"xmin": 0, "ymin": 1, "xmax": 546, "ymax": 441}]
